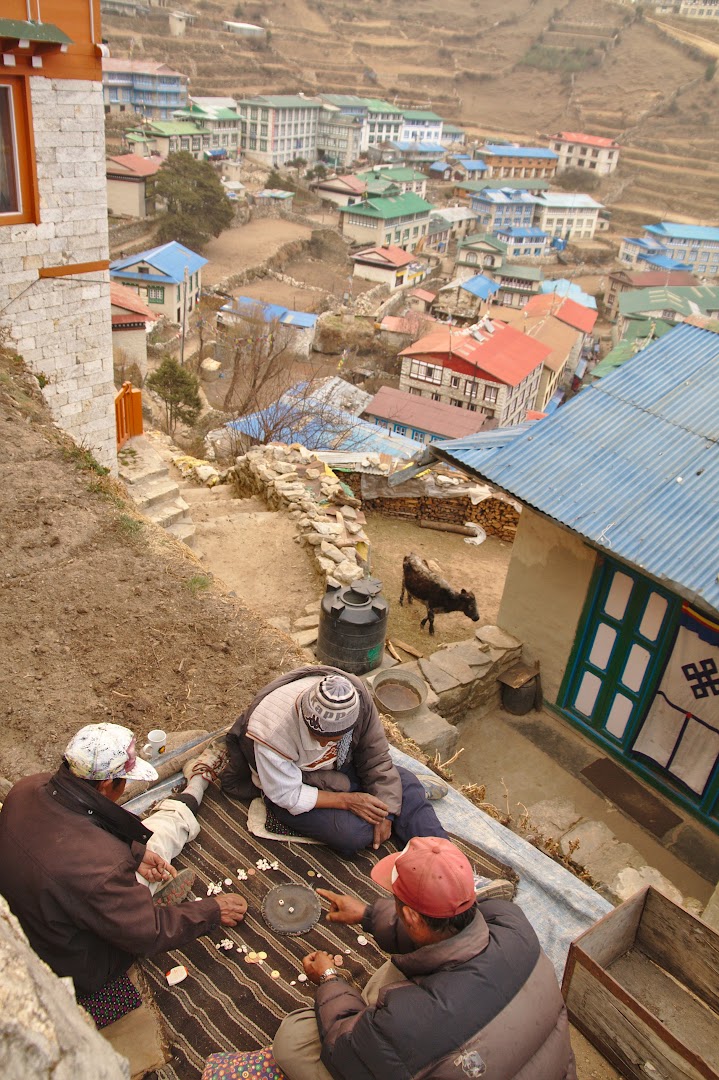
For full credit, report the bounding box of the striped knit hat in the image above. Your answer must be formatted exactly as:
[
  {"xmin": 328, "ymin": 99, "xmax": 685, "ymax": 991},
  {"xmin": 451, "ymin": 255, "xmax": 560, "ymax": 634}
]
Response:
[{"xmin": 300, "ymin": 674, "xmax": 360, "ymax": 737}]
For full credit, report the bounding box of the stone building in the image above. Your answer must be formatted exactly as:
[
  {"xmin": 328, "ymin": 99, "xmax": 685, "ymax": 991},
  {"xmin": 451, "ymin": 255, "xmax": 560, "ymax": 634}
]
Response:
[{"xmin": 0, "ymin": 0, "xmax": 118, "ymax": 470}]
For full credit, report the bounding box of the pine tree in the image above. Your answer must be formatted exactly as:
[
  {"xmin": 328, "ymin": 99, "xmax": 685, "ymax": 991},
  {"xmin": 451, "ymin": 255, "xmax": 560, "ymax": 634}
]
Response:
[
  {"xmin": 146, "ymin": 355, "xmax": 201, "ymax": 433},
  {"xmin": 154, "ymin": 152, "xmax": 234, "ymax": 250}
]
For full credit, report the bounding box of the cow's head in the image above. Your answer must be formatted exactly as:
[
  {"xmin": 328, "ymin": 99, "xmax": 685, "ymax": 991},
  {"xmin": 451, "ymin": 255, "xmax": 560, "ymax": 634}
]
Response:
[{"xmin": 460, "ymin": 589, "xmax": 480, "ymax": 622}]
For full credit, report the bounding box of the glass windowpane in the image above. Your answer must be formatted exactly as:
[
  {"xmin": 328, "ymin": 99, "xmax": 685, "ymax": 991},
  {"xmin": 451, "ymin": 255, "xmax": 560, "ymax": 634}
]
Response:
[{"xmin": 604, "ymin": 571, "xmax": 633, "ymax": 620}]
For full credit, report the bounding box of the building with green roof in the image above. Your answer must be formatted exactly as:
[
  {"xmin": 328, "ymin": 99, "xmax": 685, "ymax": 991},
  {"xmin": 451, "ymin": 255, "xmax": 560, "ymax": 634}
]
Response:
[
  {"xmin": 453, "ymin": 177, "xmax": 550, "ymax": 195},
  {"xmin": 237, "ymin": 95, "xmax": 322, "ymax": 166},
  {"xmin": 173, "ymin": 99, "xmax": 242, "ymax": 156},
  {"xmin": 400, "ymin": 110, "xmax": 444, "ymax": 144},
  {"xmin": 617, "ymin": 285, "xmax": 719, "ymax": 336},
  {"xmin": 123, "ymin": 119, "xmax": 212, "ymax": 160},
  {"xmin": 340, "ymin": 192, "xmax": 435, "ymax": 251},
  {"xmin": 360, "ymin": 99, "xmax": 403, "ymax": 150},
  {"xmin": 356, "ymin": 166, "xmax": 427, "ymax": 197}
]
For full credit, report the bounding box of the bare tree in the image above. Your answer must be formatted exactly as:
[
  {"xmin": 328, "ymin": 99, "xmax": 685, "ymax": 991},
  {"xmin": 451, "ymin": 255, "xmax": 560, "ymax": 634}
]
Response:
[{"xmin": 219, "ymin": 305, "xmax": 297, "ymax": 414}]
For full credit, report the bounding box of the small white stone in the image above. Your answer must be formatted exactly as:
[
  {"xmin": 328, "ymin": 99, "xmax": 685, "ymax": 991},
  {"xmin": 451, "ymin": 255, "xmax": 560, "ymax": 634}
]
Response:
[
  {"xmin": 288, "ymin": 907, "xmax": 295, "ymax": 913},
  {"xmin": 224, "ymin": 878, "xmax": 233, "ymax": 886},
  {"xmin": 297, "ymin": 973, "xmax": 307, "ymax": 982},
  {"xmin": 356, "ymin": 935, "xmax": 368, "ymax": 946},
  {"xmin": 278, "ymin": 899, "xmax": 285, "ymax": 906}
]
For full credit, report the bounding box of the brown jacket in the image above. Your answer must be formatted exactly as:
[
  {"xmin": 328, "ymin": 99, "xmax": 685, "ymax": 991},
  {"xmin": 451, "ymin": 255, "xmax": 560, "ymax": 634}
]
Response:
[
  {"xmin": 222, "ymin": 665, "xmax": 403, "ymax": 814},
  {"xmin": 0, "ymin": 769, "xmax": 220, "ymax": 995}
]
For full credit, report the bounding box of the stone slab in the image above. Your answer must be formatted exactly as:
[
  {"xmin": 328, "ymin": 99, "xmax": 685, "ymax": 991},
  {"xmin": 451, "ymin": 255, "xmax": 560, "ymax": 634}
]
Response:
[
  {"xmin": 305, "ymin": 601, "xmax": 321, "ymax": 615},
  {"xmin": 398, "ymin": 707, "xmax": 459, "ymax": 759},
  {"xmin": 418, "ymin": 657, "xmax": 460, "ymax": 695},
  {"xmin": 292, "ymin": 628, "xmax": 318, "ymax": 647},
  {"xmin": 612, "ymin": 865, "xmax": 683, "ymax": 906},
  {"xmin": 436, "ymin": 641, "xmax": 493, "ymax": 671},
  {"xmin": 559, "ymin": 819, "xmax": 616, "ymax": 859},
  {"xmin": 476, "ymin": 625, "xmax": 522, "ymax": 651},
  {"xmin": 294, "ymin": 613, "xmax": 320, "ymax": 629},
  {"xmin": 427, "ymin": 649, "xmax": 477, "ymax": 687},
  {"xmin": 525, "ymin": 798, "xmax": 583, "ymax": 839}
]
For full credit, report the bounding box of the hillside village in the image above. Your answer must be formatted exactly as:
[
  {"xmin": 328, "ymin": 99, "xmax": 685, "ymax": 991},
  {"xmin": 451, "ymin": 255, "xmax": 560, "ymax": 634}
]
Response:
[{"xmin": 1, "ymin": 0, "xmax": 719, "ymax": 1078}]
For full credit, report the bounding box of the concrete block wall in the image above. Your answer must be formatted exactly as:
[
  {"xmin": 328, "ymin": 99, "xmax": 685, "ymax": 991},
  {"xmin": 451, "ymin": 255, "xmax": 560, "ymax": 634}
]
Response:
[{"xmin": 0, "ymin": 78, "xmax": 117, "ymax": 472}]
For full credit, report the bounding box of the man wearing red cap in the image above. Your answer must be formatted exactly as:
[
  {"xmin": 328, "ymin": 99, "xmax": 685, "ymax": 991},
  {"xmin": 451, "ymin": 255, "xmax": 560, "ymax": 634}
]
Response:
[{"xmin": 272, "ymin": 837, "xmax": 576, "ymax": 1079}]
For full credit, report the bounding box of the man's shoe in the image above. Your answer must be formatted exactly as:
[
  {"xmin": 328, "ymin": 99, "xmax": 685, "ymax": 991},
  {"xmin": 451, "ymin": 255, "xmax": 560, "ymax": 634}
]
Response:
[
  {"xmin": 474, "ymin": 876, "xmax": 515, "ymax": 902},
  {"xmin": 182, "ymin": 737, "xmax": 228, "ymax": 784},
  {"xmin": 419, "ymin": 775, "xmax": 449, "ymax": 801},
  {"xmin": 154, "ymin": 868, "xmax": 196, "ymax": 907}
]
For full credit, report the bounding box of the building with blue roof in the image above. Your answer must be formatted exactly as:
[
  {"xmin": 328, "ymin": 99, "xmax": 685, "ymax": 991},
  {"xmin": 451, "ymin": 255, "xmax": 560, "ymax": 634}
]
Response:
[
  {"xmin": 433, "ymin": 274, "xmax": 500, "ymax": 321},
  {"xmin": 539, "ymin": 279, "xmax": 597, "ymax": 309},
  {"xmin": 408, "ymin": 323, "xmax": 719, "ymax": 830},
  {"xmin": 110, "ymin": 241, "xmax": 207, "ymax": 323},
  {"xmin": 640, "ymin": 223, "xmax": 719, "ymax": 277},
  {"xmin": 469, "ymin": 188, "xmax": 537, "ymax": 234},
  {"xmin": 619, "ymin": 235, "xmax": 692, "ymax": 273},
  {"xmin": 495, "ymin": 226, "xmax": 551, "ymax": 260},
  {"xmin": 218, "ymin": 296, "xmax": 318, "ymax": 356},
  {"xmin": 481, "ymin": 144, "xmax": 558, "ymax": 180}
]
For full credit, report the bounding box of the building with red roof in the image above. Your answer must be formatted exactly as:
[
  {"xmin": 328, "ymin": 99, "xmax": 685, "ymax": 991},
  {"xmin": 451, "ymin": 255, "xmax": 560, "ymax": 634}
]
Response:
[
  {"xmin": 363, "ymin": 385, "xmax": 491, "ymax": 444},
  {"xmin": 523, "ymin": 293, "xmax": 597, "ymax": 335},
  {"xmin": 550, "ymin": 131, "xmax": 620, "ymax": 176},
  {"xmin": 312, "ymin": 174, "xmax": 367, "ymax": 207},
  {"xmin": 106, "ymin": 153, "xmax": 163, "ymax": 219},
  {"xmin": 398, "ymin": 320, "xmax": 550, "ymax": 426},
  {"xmin": 351, "ymin": 245, "xmax": 429, "ymax": 291},
  {"xmin": 110, "ymin": 283, "xmax": 158, "ymax": 376}
]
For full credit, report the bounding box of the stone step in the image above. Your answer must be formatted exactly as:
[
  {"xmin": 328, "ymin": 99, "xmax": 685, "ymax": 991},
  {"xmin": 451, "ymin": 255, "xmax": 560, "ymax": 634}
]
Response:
[
  {"xmin": 147, "ymin": 498, "xmax": 191, "ymax": 528},
  {"xmin": 396, "ymin": 706, "xmax": 459, "ymax": 759},
  {"xmin": 120, "ymin": 460, "xmax": 168, "ymax": 488},
  {"xmin": 165, "ymin": 521, "xmax": 198, "ymax": 548},
  {"xmin": 133, "ymin": 477, "xmax": 182, "ymax": 510}
]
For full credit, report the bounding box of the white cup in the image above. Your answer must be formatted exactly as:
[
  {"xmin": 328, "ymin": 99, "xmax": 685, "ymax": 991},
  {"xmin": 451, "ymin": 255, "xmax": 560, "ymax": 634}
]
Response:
[{"xmin": 142, "ymin": 729, "xmax": 167, "ymax": 758}]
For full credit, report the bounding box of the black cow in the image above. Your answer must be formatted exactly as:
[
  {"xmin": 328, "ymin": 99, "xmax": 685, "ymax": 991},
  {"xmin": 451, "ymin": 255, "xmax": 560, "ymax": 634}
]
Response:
[{"xmin": 399, "ymin": 552, "xmax": 480, "ymax": 635}]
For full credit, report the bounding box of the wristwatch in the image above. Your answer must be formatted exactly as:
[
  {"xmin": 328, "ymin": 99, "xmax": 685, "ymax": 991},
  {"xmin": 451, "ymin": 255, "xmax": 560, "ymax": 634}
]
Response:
[{"xmin": 319, "ymin": 967, "xmax": 339, "ymax": 983}]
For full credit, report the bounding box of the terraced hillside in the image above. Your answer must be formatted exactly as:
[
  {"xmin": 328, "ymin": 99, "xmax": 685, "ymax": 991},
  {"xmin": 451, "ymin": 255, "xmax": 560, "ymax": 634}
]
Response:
[{"xmin": 102, "ymin": 0, "xmax": 719, "ymax": 223}]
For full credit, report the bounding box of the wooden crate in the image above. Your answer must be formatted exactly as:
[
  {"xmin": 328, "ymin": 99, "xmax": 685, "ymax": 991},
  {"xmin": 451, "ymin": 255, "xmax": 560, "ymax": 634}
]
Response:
[{"xmin": 562, "ymin": 886, "xmax": 719, "ymax": 1080}]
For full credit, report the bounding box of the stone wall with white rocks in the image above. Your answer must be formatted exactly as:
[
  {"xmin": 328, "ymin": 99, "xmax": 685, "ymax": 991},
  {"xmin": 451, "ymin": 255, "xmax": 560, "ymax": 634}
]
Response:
[
  {"xmin": 0, "ymin": 78, "xmax": 116, "ymax": 471},
  {"xmin": 232, "ymin": 443, "xmax": 370, "ymax": 587}
]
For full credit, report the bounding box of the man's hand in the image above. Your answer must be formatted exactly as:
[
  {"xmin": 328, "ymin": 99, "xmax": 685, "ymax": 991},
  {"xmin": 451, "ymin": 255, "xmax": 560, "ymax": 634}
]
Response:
[
  {"xmin": 138, "ymin": 850, "xmax": 176, "ymax": 884},
  {"xmin": 303, "ymin": 950, "xmax": 337, "ymax": 985},
  {"xmin": 372, "ymin": 817, "xmax": 392, "ymax": 851},
  {"xmin": 341, "ymin": 791, "xmax": 389, "ymax": 825},
  {"xmin": 215, "ymin": 894, "xmax": 248, "ymax": 925},
  {"xmin": 317, "ymin": 888, "xmax": 368, "ymax": 925}
]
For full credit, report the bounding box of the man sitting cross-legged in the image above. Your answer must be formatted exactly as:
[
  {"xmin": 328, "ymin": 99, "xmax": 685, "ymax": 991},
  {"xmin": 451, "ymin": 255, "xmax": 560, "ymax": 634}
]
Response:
[{"xmin": 221, "ymin": 666, "xmax": 448, "ymax": 856}]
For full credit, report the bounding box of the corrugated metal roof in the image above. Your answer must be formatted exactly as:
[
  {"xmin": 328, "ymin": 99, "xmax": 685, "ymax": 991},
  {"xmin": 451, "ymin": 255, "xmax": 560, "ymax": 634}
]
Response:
[
  {"xmin": 435, "ymin": 324, "xmax": 719, "ymax": 615},
  {"xmin": 645, "ymin": 222, "xmax": 719, "ymax": 243},
  {"xmin": 111, "ymin": 241, "xmax": 207, "ymax": 283},
  {"xmin": 483, "ymin": 145, "xmax": 558, "ymax": 159},
  {"xmin": 459, "ymin": 275, "xmax": 501, "ymax": 300}
]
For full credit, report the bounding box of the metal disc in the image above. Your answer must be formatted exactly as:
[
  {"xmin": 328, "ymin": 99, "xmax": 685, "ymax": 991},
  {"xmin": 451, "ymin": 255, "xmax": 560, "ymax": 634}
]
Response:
[{"xmin": 261, "ymin": 883, "xmax": 322, "ymax": 935}]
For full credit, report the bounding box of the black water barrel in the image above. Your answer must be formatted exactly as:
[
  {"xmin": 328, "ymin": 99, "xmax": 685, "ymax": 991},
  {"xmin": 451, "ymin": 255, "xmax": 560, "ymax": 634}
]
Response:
[
  {"xmin": 316, "ymin": 578, "xmax": 388, "ymax": 675},
  {"xmin": 502, "ymin": 677, "xmax": 538, "ymax": 715}
]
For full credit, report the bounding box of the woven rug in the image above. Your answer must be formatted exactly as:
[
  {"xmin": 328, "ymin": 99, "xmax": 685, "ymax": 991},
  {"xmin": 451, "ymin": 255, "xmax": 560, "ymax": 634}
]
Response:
[{"xmin": 142, "ymin": 784, "xmax": 518, "ymax": 1080}]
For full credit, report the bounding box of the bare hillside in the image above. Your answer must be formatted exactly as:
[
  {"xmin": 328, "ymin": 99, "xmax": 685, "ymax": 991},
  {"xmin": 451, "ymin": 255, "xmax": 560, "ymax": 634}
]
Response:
[{"xmin": 101, "ymin": 0, "xmax": 719, "ymax": 222}]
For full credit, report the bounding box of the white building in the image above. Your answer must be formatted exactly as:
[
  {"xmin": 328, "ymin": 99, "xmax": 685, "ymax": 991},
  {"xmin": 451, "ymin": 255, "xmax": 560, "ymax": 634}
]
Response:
[
  {"xmin": 238, "ymin": 94, "xmax": 321, "ymax": 167},
  {"xmin": 399, "ymin": 110, "xmax": 444, "ymax": 144},
  {"xmin": 532, "ymin": 193, "xmax": 604, "ymax": 241},
  {"xmin": 550, "ymin": 132, "xmax": 620, "ymax": 176}
]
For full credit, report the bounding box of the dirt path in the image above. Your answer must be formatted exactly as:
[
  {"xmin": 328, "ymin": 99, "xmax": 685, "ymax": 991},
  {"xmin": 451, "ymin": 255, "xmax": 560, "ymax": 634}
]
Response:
[{"xmin": 202, "ymin": 219, "xmax": 314, "ymax": 287}]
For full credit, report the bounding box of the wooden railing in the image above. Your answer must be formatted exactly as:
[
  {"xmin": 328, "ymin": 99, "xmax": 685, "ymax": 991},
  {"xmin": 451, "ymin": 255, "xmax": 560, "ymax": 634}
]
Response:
[{"xmin": 115, "ymin": 381, "xmax": 143, "ymax": 450}]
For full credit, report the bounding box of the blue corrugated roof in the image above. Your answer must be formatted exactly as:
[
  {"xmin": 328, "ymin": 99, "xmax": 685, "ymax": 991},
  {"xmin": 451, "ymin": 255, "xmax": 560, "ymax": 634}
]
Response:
[
  {"xmin": 110, "ymin": 241, "xmax": 207, "ymax": 283},
  {"xmin": 456, "ymin": 158, "xmax": 487, "ymax": 171},
  {"xmin": 539, "ymin": 279, "xmax": 597, "ymax": 309},
  {"xmin": 460, "ymin": 274, "xmax": 501, "ymax": 300},
  {"xmin": 429, "ymin": 161, "xmax": 450, "ymax": 172},
  {"xmin": 390, "ymin": 140, "xmax": 446, "ymax": 153},
  {"xmin": 434, "ymin": 324, "xmax": 719, "ymax": 615},
  {"xmin": 220, "ymin": 296, "xmax": 317, "ymax": 328},
  {"xmin": 484, "ymin": 144, "xmax": 558, "ymax": 159},
  {"xmin": 645, "ymin": 222, "xmax": 719, "ymax": 243},
  {"xmin": 228, "ymin": 386, "xmax": 418, "ymax": 457},
  {"xmin": 640, "ymin": 254, "xmax": 692, "ymax": 271}
]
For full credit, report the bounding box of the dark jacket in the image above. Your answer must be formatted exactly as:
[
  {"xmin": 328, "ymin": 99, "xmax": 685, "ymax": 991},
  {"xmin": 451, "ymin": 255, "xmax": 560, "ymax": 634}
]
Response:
[
  {"xmin": 314, "ymin": 898, "xmax": 577, "ymax": 1080},
  {"xmin": 221, "ymin": 666, "xmax": 403, "ymax": 815},
  {"xmin": 0, "ymin": 768, "xmax": 220, "ymax": 995}
]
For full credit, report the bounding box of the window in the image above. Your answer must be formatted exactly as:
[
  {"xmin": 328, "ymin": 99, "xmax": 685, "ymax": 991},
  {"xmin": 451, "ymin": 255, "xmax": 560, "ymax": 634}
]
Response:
[
  {"xmin": 483, "ymin": 385, "xmax": 498, "ymax": 403},
  {"xmin": 431, "ymin": 392, "xmax": 441, "ymax": 401},
  {"xmin": 409, "ymin": 360, "xmax": 442, "ymax": 384},
  {"xmin": 148, "ymin": 286, "xmax": 165, "ymax": 303},
  {"xmin": 0, "ymin": 78, "xmax": 37, "ymax": 226},
  {"xmin": 464, "ymin": 380, "xmax": 478, "ymax": 398},
  {"xmin": 450, "ymin": 376, "xmax": 460, "ymax": 388},
  {"xmin": 393, "ymin": 424, "xmax": 407, "ymax": 435},
  {"xmin": 450, "ymin": 398, "xmax": 463, "ymax": 407}
]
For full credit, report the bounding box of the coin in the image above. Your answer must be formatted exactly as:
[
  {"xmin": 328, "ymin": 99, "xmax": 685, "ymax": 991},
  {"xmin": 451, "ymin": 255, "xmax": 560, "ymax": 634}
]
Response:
[
  {"xmin": 356, "ymin": 935, "xmax": 368, "ymax": 946},
  {"xmin": 333, "ymin": 955, "xmax": 344, "ymax": 966},
  {"xmin": 307, "ymin": 870, "xmax": 315, "ymax": 877},
  {"xmin": 247, "ymin": 868, "xmax": 256, "ymax": 876},
  {"xmin": 271, "ymin": 970, "xmax": 280, "ymax": 979},
  {"xmin": 258, "ymin": 951, "xmax": 268, "ymax": 960},
  {"xmin": 244, "ymin": 955, "xmax": 256, "ymax": 964}
]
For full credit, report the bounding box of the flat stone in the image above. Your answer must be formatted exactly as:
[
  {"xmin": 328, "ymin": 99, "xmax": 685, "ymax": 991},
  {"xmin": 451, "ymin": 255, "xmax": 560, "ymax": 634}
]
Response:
[
  {"xmin": 418, "ymin": 657, "xmax": 460, "ymax": 694},
  {"xmin": 305, "ymin": 601, "xmax": 321, "ymax": 615},
  {"xmin": 267, "ymin": 616, "xmax": 291, "ymax": 632},
  {"xmin": 294, "ymin": 613, "xmax": 320, "ymax": 629},
  {"xmin": 334, "ymin": 560, "xmax": 361, "ymax": 584},
  {"xmin": 612, "ymin": 866, "xmax": 683, "ymax": 906},
  {"xmin": 398, "ymin": 707, "xmax": 459, "ymax": 759},
  {"xmin": 338, "ymin": 505, "xmax": 358, "ymax": 520},
  {"xmin": 306, "ymin": 468, "xmax": 322, "ymax": 479},
  {"xmin": 320, "ymin": 541, "xmax": 345, "ymax": 564},
  {"xmin": 476, "ymin": 625, "xmax": 522, "ymax": 651},
  {"xmin": 525, "ymin": 798, "xmax": 582, "ymax": 839},
  {"xmin": 316, "ymin": 556, "xmax": 337, "ymax": 575},
  {"xmin": 427, "ymin": 649, "xmax": 477, "ymax": 686},
  {"xmin": 292, "ymin": 628, "xmax": 318, "ymax": 647},
  {"xmin": 560, "ymin": 819, "xmax": 616, "ymax": 859},
  {"xmin": 438, "ymin": 641, "xmax": 493, "ymax": 670}
]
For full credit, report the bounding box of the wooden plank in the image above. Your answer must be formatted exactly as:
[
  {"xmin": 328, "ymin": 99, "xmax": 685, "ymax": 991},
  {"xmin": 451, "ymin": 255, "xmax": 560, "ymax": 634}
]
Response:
[
  {"xmin": 637, "ymin": 888, "xmax": 719, "ymax": 1014},
  {"xmin": 39, "ymin": 260, "xmax": 109, "ymax": 278},
  {"xmin": 392, "ymin": 638, "xmax": 423, "ymax": 659},
  {"xmin": 569, "ymin": 887, "xmax": 646, "ymax": 968},
  {"xmin": 565, "ymin": 962, "xmax": 713, "ymax": 1080}
]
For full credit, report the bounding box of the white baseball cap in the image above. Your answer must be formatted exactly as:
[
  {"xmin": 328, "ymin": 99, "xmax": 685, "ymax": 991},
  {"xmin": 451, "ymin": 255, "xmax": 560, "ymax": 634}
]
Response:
[{"xmin": 64, "ymin": 723, "xmax": 158, "ymax": 782}]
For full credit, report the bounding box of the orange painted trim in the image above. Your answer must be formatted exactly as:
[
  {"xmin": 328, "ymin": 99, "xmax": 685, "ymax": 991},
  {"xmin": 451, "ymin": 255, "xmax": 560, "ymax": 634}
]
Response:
[
  {"xmin": 39, "ymin": 260, "xmax": 109, "ymax": 278},
  {"xmin": 0, "ymin": 74, "xmax": 39, "ymax": 226}
]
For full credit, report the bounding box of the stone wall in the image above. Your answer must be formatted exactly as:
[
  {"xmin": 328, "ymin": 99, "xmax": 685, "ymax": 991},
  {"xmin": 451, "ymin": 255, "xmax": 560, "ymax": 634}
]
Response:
[
  {"xmin": 0, "ymin": 78, "xmax": 117, "ymax": 471},
  {"xmin": 0, "ymin": 897, "xmax": 129, "ymax": 1079}
]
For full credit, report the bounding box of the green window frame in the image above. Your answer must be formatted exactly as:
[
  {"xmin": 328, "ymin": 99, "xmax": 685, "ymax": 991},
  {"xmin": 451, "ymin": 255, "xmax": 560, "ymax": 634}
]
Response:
[{"xmin": 147, "ymin": 286, "xmax": 165, "ymax": 303}]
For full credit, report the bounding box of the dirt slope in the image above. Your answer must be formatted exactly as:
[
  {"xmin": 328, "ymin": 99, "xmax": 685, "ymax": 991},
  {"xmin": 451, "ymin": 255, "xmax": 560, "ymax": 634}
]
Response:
[{"xmin": 0, "ymin": 353, "xmax": 303, "ymax": 781}]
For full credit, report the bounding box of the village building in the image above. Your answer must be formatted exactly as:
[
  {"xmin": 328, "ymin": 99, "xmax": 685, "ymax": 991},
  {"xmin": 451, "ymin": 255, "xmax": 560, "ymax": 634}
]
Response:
[
  {"xmin": 110, "ymin": 241, "xmax": 207, "ymax": 325},
  {"xmin": 549, "ymin": 132, "xmax": 620, "ymax": 175},
  {"xmin": 110, "ymin": 282, "xmax": 157, "ymax": 376},
  {"xmin": 604, "ymin": 269, "xmax": 699, "ymax": 321},
  {"xmin": 616, "ymin": 285, "xmax": 719, "ymax": 338},
  {"xmin": 522, "ymin": 292, "xmax": 598, "ymax": 396},
  {"xmin": 448, "ymin": 156, "xmax": 488, "ymax": 182},
  {"xmin": 454, "ymin": 177, "xmax": 550, "ymax": 199},
  {"xmin": 429, "ymin": 205, "xmax": 477, "ymax": 241},
  {"xmin": 361, "ymin": 98, "xmax": 404, "ymax": 150},
  {"xmin": 539, "ymin": 278, "xmax": 597, "ymax": 309},
  {"xmin": 406, "ymin": 287, "xmax": 436, "ymax": 313},
  {"xmin": 106, "ymin": 153, "xmax": 162, "ymax": 218},
  {"xmin": 363, "ymin": 385, "xmax": 490, "ymax": 444},
  {"xmin": 124, "ymin": 119, "xmax": 212, "ymax": 160},
  {"xmin": 350, "ymin": 245, "xmax": 428, "ymax": 290},
  {"xmin": 429, "ymin": 161, "xmax": 453, "ymax": 182},
  {"xmin": 237, "ymin": 94, "xmax": 321, "ymax": 167},
  {"xmin": 218, "ymin": 296, "xmax": 318, "ymax": 357},
  {"xmin": 494, "ymin": 226, "xmax": 552, "ymax": 261},
  {"xmin": 339, "ymin": 193, "xmax": 434, "ymax": 251},
  {"xmin": 532, "ymin": 192, "xmax": 604, "ymax": 241},
  {"xmin": 441, "ymin": 123, "xmax": 466, "ymax": 146},
  {"xmin": 400, "ymin": 109, "xmax": 444, "ymax": 144},
  {"xmin": 316, "ymin": 104, "xmax": 364, "ymax": 169},
  {"xmin": 355, "ymin": 166, "xmax": 427, "ymax": 197},
  {"xmin": 384, "ymin": 140, "xmax": 447, "ymax": 165},
  {"xmin": 617, "ymin": 235, "xmax": 690, "ymax": 272},
  {"xmin": 424, "ymin": 216, "xmax": 452, "ymax": 253},
  {"xmin": 491, "ymin": 264, "xmax": 544, "ymax": 308},
  {"xmin": 174, "ymin": 98, "xmax": 243, "ymax": 157},
  {"xmin": 221, "ymin": 20, "xmax": 266, "ymax": 38},
  {"xmin": 480, "ymin": 144, "xmax": 558, "ymax": 180},
  {"xmin": 102, "ymin": 57, "xmax": 188, "ymax": 119},
  {"xmin": 455, "ymin": 234, "xmax": 507, "ymax": 279},
  {"xmin": 469, "ymin": 188, "xmax": 537, "ymax": 234},
  {"xmin": 429, "ymin": 323, "xmax": 719, "ymax": 833},
  {"xmin": 398, "ymin": 321, "xmax": 549, "ymax": 425},
  {"xmin": 640, "ymin": 223, "xmax": 719, "ymax": 277},
  {"xmin": 432, "ymin": 275, "xmax": 500, "ymax": 323},
  {"xmin": 376, "ymin": 311, "xmax": 438, "ymax": 350},
  {"xmin": 0, "ymin": 1, "xmax": 118, "ymax": 470},
  {"xmin": 312, "ymin": 174, "xmax": 367, "ymax": 208}
]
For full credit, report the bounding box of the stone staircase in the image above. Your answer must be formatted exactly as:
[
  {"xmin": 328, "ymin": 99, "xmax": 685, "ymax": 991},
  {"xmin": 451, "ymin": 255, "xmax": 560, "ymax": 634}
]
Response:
[{"xmin": 117, "ymin": 436, "xmax": 197, "ymax": 548}]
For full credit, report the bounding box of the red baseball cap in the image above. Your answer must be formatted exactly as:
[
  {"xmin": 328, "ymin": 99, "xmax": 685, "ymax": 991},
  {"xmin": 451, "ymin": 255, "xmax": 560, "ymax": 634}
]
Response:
[{"xmin": 371, "ymin": 837, "xmax": 476, "ymax": 918}]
